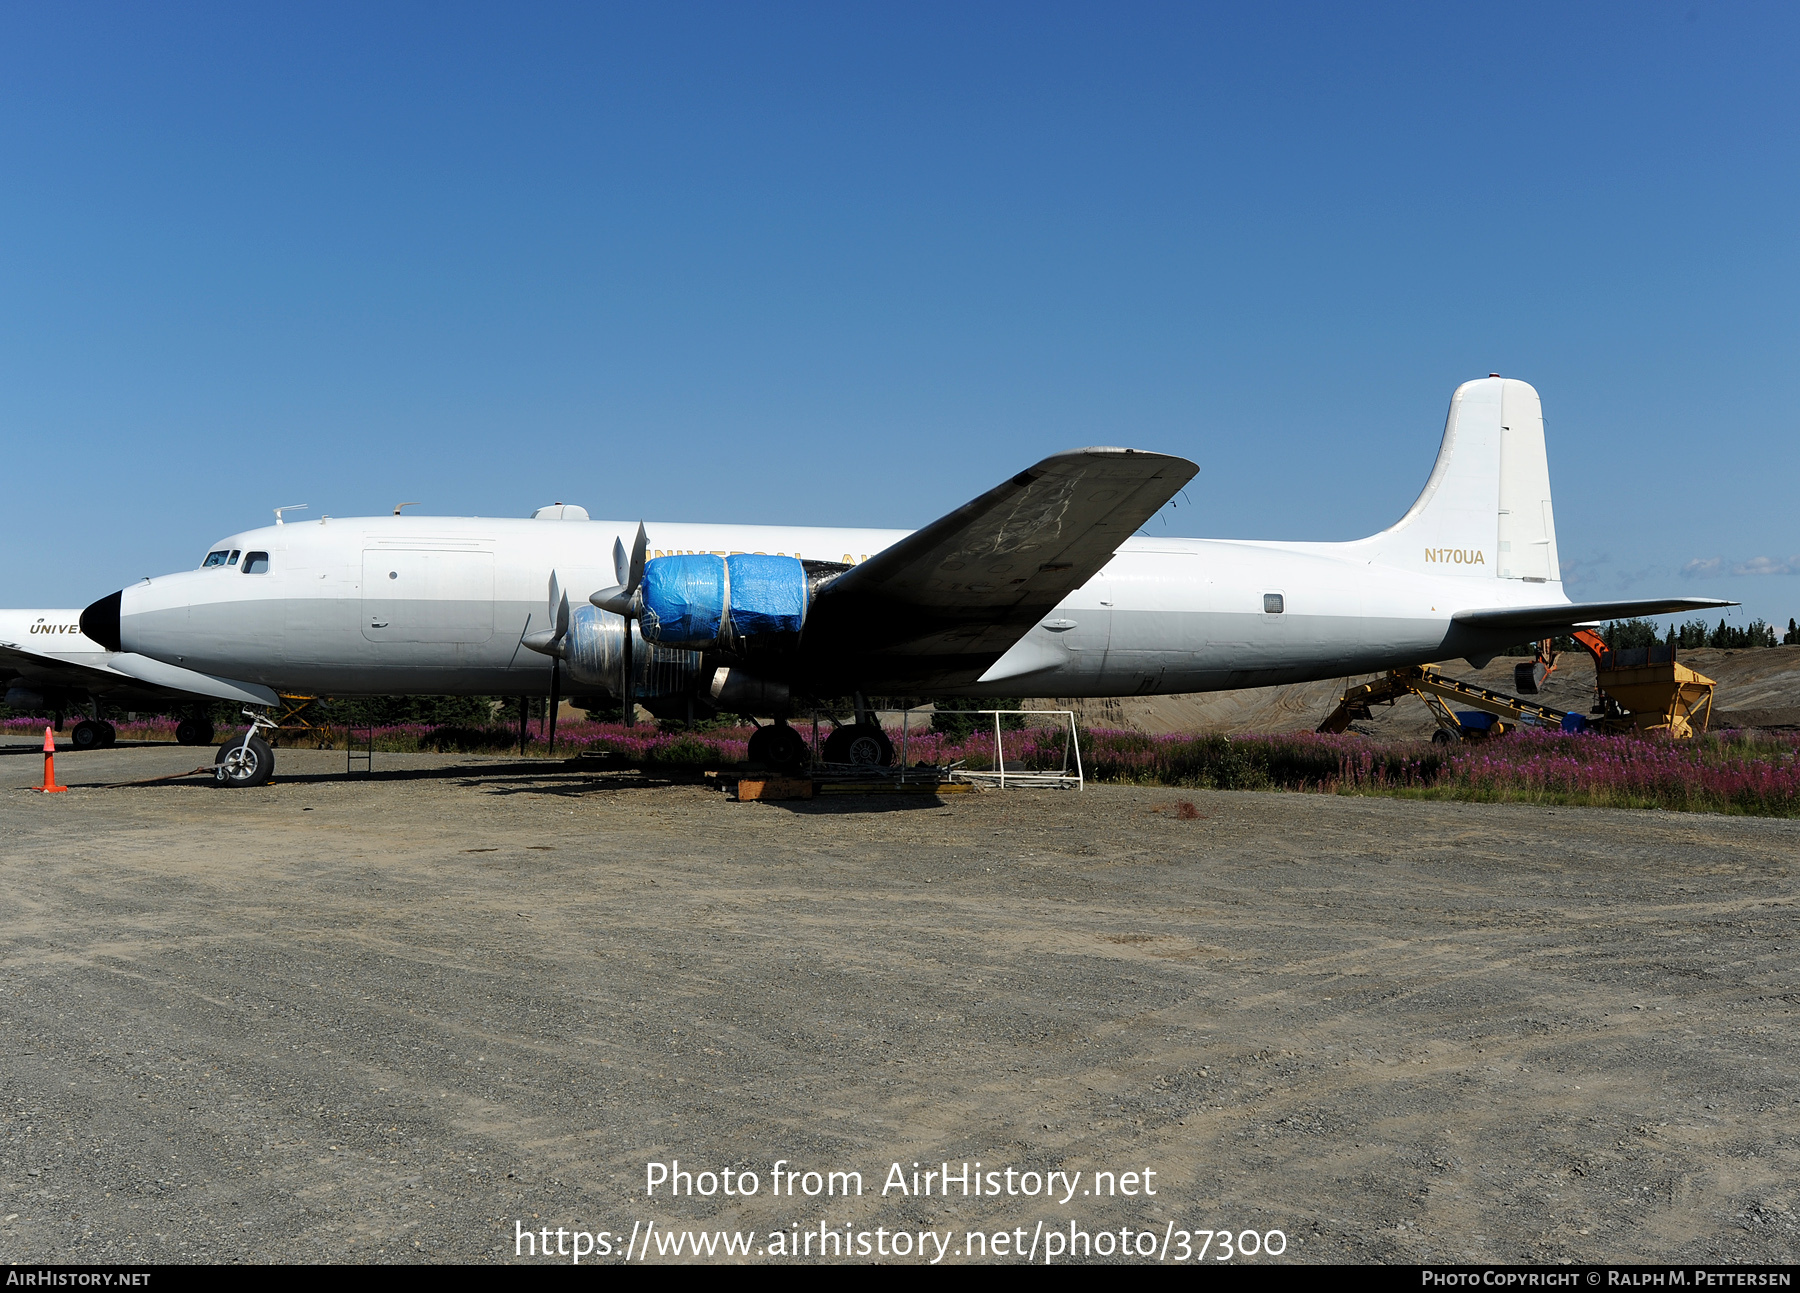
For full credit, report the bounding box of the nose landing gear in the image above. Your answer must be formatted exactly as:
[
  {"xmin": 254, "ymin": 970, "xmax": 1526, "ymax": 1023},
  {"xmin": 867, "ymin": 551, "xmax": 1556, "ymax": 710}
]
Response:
[{"xmin": 214, "ymin": 710, "xmax": 280, "ymax": 789}]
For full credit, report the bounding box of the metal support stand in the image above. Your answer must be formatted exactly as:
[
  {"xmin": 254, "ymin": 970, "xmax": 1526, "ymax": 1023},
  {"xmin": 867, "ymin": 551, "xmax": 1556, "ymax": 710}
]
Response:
[
  {"xmin": 346, "ymin": 726, "xmax": 373, "ymax": 778},
  {"xmin": 952, "ymin": 711, "xmax": 1085, "ymax": 790}
]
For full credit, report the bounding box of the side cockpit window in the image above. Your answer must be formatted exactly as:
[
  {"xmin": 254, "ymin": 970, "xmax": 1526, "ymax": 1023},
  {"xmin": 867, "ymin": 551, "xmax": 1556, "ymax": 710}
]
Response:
[
  {"xmin": 228, "ymin": 550, "xmax": 240, "ymax": 565},
  {"xmin": 202, "ymin": 550, "xmax": 231, "ymax": 568},
  {"xmin": 242, "ymin": 552, "xmax": 270, "ymax": 574}
]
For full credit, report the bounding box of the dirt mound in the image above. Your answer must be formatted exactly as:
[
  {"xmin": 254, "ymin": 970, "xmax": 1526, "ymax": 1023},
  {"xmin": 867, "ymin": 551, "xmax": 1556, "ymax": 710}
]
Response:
[{"xmin": 1030, "ymin": 644, "xmax": 1800, "ymax": 737}]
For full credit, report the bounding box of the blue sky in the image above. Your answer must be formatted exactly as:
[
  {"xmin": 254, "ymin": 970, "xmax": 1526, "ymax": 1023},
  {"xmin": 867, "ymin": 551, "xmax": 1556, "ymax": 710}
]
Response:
[{"xmin": 3, "ymin": 2, "xmax": 1795, "ymax": 629}]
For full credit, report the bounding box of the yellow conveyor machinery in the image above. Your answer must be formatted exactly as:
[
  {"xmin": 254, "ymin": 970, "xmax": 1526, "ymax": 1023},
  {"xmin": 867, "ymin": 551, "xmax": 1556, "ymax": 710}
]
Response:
[{"xmin": 1317, "ymin": 629, "xmax": 1716, "ymax": 742}]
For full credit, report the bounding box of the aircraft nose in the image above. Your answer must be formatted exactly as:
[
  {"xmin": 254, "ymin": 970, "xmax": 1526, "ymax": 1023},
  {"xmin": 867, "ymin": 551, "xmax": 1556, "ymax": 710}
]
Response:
[{"xmin": 80, "ymin": 590, "xmax": 123, "ymax": 651}]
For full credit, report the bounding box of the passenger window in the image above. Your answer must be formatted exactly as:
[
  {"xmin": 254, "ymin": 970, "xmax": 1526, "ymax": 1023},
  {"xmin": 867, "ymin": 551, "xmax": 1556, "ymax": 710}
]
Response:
[
  {"xmin": 228, "ymin": 550, "xmax": 240, "ymax": 565},
  {"xmin": 1264, "ymin": 593, "xmax": 1285, "ymax": 614},
  {"xmin": 242, "ymin": 552, "xmax": 270, "ymax": 574},
  {"xmin": 202, "ymin": 550, "xmax": 230, "ymax": 568}
]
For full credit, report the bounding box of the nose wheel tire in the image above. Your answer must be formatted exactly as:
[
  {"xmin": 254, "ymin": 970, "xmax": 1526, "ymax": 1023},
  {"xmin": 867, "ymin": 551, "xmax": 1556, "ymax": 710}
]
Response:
[
  {"xmin": 72, "ymin": 720, "xmax": 110, "ymax": 751},
  {"xmin": 176, "ymin": 718, "xmax": 215, "ymax": 747},
  {"xmin": 822, "ymin": 723, "xmax": 894, "ymax": 767},
  {"xmin": 214, "ymin": 735, "xmax": 275, "ymax": 788},
  {"xmin": 746, "ymin": 722, "xmax": 810, "ymax": 774}
]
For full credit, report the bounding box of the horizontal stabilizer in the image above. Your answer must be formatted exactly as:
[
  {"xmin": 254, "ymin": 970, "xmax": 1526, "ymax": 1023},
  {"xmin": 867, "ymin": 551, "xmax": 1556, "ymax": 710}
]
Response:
[
  {"xmin": 1453, "ymin": 598, "xmax": 1736, "ymax": 634},
  {"xmin": 104, "ymin": 654, "xmax": 281, "ymax": 706}
]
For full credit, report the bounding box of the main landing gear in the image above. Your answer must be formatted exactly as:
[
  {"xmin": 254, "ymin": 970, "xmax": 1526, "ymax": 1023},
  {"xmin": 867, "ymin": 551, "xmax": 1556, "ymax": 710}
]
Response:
[
  {"xmin": 175, "ymin": 717, "xmax": 216, "ymax": 747},
  {"xmin": 70, "ymin": 719, "xmax": 117, "ymax": 750},
  {"xmin": 821, "ymin": 691, "xmax": 895, "ymax": 767},
  {"xmin": 746, "ymin": 720, "xmax": 809, "ymax": 774},
  {"xmin": 821, "ymin": 723, "xmax": 893, "ymax": 766}
]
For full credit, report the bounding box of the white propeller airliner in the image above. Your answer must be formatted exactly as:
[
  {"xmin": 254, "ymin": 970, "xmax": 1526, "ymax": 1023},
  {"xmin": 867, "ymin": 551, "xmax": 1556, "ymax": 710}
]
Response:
[{"xmin": 80, "ymin": 377, "xmax": 1728, "ymax": 783}]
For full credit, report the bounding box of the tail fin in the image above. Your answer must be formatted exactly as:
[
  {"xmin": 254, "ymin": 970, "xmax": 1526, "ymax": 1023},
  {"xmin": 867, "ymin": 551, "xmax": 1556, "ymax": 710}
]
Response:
[{"xmin": 1356, "ymin": 376, "xmax": 1560, "ymax": 582}]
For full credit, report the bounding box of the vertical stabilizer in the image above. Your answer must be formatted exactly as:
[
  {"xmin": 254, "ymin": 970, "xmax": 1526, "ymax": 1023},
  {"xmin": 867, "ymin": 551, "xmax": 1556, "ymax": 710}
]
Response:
[
  {"xmin": 1496, "ymin": 380, "xmax": 1559, "ymax": 582},
  {"xmin": 1354, "ymin": 376, "xmax": 1560, "ymax": 582}
]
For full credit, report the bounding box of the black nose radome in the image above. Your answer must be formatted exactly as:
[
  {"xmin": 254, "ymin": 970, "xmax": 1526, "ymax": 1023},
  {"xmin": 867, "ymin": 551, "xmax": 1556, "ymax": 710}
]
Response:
[{"xmin": 81, "ymin": 590, "xmax": 122, "ymax": 652}]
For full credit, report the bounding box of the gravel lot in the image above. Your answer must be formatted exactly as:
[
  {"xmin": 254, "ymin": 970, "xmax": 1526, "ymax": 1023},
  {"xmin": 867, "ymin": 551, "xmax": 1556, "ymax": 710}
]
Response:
[{"xmin": 1, "ymin": 742, "xmax": 1795, "ymax": 1264}]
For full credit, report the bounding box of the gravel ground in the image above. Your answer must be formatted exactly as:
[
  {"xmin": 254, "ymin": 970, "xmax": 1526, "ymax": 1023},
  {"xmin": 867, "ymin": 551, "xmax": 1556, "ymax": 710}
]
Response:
[{"xmin": 1, "ymin": 742, "xmax": 1796, "ymax": 1265}]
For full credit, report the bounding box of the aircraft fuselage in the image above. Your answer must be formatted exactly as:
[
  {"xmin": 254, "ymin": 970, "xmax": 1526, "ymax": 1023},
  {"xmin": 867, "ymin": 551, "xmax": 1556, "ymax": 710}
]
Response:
[{"xmin": 109, "ymin": 513, "xmax": 1561, "ymax": 698}]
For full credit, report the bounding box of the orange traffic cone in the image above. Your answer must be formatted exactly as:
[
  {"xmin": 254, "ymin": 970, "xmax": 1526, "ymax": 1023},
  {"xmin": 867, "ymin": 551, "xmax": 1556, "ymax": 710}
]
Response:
[{"xmin": 37, "ymin": 725, "xmax": 67, "ymax": 793}]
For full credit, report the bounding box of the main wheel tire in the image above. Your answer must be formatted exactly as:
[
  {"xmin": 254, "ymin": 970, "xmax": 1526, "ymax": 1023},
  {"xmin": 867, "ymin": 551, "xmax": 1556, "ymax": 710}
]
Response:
[
  {"xmin": 214, "ymin": 735, "xmax": 274, "ymax": 788},
  {"xmin": 71, "ymin": 720, "xmax": 105, "ymax": 751},
  {"xmin": 99, "ymin": 721, "xmax": 117, "ymax": 747},
  {"xmin": 822, "ymin": 723, "xmax": 893, "ymax": 767},
  {"xmin": 748, "ymin": 723, "xmax": 810, "ymax": 773},
  {"xmin": 176, "ymin": 718, "xmax": 215, "ymax": 747}
]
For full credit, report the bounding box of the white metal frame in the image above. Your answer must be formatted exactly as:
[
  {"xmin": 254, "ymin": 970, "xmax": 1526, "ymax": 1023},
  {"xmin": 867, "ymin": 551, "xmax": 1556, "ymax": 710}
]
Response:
[
  {"xmin": 802, "ymin": 706, "xmax": 1083, "ymax": 790},
  {"xmin": 953, "ymin": 709, "xmax": 1084, "ymax": 791}
]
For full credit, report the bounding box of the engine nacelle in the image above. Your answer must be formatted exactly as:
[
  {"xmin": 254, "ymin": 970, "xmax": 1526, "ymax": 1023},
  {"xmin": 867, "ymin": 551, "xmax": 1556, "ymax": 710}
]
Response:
[
  {"xmin": 708, "ymin": 667, "xmax": 790, "ymax": 713},
  {"xmin": 5, "ymin": 686, "xmax": 47, "ymax": 710},
  {"xmin": 562, "ymin": 603, "xmax": 704, "ymax": 701},
  {"xmin": 640, "ymin": 553, "xmax": 808, "ymax": 648}
]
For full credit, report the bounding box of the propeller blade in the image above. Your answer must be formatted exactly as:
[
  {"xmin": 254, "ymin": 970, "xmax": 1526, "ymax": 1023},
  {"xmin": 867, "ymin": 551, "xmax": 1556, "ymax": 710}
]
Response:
[
  {"xmin": 621, "ymin": 621, "xmax": 634, "ymax": 727},
  {"xmin": 627, "ymin": 523, "xmax": 648, "ymax": 594},
  {"xmin": 549, "ymin": 571, "xmax": 570, "ymax": 642},
  {"xmin": 548, "ymin": 657, "xmax": 561, "ymax": 756},
  {"xmin": 613, "ymin": 536, "xmax": 628, "ymax": 587}
]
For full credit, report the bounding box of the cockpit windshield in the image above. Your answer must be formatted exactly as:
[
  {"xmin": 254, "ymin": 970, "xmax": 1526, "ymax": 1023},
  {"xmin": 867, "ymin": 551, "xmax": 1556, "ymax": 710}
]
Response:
[{"xmin": 203, "ymin": 550, "xmax": 230, "ymax": 568}]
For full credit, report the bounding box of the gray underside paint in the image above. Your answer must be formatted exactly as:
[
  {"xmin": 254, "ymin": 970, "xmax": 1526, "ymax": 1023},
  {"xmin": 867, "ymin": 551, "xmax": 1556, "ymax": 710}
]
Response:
[{"xmin": 130, "ymin": 595, "xmax": 1498, "ymax": 699}]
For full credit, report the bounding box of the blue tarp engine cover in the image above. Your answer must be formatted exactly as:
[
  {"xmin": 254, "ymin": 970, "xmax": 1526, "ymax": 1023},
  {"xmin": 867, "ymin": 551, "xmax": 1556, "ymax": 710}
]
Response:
[
  {"xmin": 725, "ymin": 553, "xmax": 807, "ymax": 637},
  {"xmin": 640, "ymin": 555, "xmax": 725, "ymax": 645},
  {"xmin": 639, "ymin": 553, "xmax": 808, "ymax": 646}
]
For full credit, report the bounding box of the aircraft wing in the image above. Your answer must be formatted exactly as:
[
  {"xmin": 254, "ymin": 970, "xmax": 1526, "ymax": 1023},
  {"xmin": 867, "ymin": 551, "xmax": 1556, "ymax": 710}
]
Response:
[
  {"xmin": 800, "ymin": 446, "xmax": 1198, "ymax": 688},
  {"xmin": 1453, "ymin": 597, "xmax": 1736, "ymax": 634},
  {"xmin": 102, "ymin": 654, "xmax": 280, "ymax": 706},
  {"xmin": 0, "ymin": 638, "xmax": 278, "ymax": 707}
]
